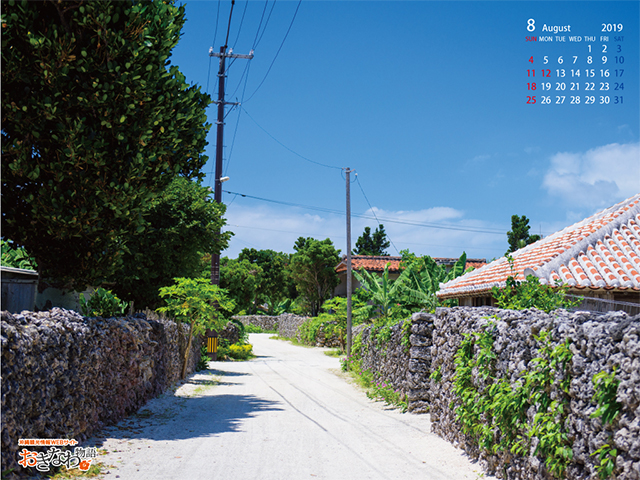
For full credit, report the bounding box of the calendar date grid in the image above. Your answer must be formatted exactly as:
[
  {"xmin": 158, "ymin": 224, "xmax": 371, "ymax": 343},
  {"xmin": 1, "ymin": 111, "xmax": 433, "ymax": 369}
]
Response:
[{"xmin": 524, "ymin": 19, "xmax": 628, "ymax": 106}]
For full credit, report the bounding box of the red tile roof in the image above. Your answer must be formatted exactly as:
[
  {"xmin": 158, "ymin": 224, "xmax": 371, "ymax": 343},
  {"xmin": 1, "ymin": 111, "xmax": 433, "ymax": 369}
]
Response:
[
  {"xmin": 335, "ymin": 256, "xmax": 487, "ymax": 273},
  {"xmin": 336, "ymin": 256, "xmax": 401, "ymax": 273},
  {"xmin": 437, "ymin": 193, "xmax": 640, "ymax": 299}
]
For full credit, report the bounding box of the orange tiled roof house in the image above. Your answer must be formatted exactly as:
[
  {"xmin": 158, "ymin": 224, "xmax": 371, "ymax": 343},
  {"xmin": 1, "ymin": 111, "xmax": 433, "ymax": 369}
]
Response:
[
  {"xmin": 437, "ymin": 194, "xmax": 640, "ymax": 313},
  {"xmin": 334, "ymin": 255, "xmax": 487, "ymax": 297}
]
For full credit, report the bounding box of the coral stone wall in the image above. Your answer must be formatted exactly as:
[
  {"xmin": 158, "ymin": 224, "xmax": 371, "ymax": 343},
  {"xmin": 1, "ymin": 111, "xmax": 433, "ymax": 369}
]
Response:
[
  {"xmin": 233, "ymin": 313, "xmax": 310, "ymax": 339},
  {"xmin": 276, "ymin": 314, "xmax": 309, "ymax": 339},
  {"xmin": 352, "ymin": 307, "xmax": 640, "ymax": 479},
  {"xmin": 353, "ymin": 320, "xmax": 411, "ymax": 395},
  {"xmin": 1, "ymin": 308, "xmax": 202, "ymax": 474},
  {"xmin": 233, "ymin": 315, "xmax": 279, "ymax": 332}
]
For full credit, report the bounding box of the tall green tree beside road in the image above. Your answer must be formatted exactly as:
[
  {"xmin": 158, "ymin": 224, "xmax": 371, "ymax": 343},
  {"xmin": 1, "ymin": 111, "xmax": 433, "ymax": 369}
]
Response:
[
  {"xmin": 1, "ymin": 0, "xmax": 211, "ymax": 288},
  {"xmin": 353, "ymin": 224, "xmax": 391, "ymax": 256},
  {"xmin": 506, "ymin": 215, "xmax": 542, "ymax": 254},
  {"xmin": 238, "ymin": 248, "xmax": 295, "ymax": 314},
  {"xmin": 289, "ymin": 237, "xmax": 341, "ymax": 316},
  {"xmin": 109, "ymin": 178, "xmax": 232, "ymax": 310},
  {"xmin": 219, "ymin": 256, "xmax": 264, "ymax": 315}
]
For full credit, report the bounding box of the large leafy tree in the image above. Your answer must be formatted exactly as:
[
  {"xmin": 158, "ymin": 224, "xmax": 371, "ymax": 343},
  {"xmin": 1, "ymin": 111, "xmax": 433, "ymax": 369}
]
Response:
[
  {"xmin": 289, "ymin": 237, "xmax": 341, "ymax": 316},
  {"xmin": 219, "ymin": 256, "xmax": 264, "ymax": 315},
  {"xmin": 353, "ymin": 224, "xmax": 390, "ymax": 256},
  {"xmin": 109, "ymin": 177, "xmax": 232, "ymax": 310},
  {"xmin": 506, "ymin": 215, "xmax": 541, "ymax": 254},
  {"xmin": 238, "ymin": 248, "xmax": 295, "ymax": 314},
  {"xmin": 1, "ymin": 0, "xmax": 211, "ymax": 288}
]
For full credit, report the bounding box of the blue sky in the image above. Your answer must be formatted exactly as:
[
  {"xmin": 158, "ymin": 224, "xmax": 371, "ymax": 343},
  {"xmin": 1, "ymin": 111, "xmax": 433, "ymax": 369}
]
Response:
[{"xmin": 171, "ymin": 0, "xmax": 639, "ymax": 260}]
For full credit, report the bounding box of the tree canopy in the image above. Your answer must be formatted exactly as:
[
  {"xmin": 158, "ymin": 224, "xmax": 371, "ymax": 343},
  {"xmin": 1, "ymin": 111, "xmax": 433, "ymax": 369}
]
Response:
[
  {"xmin": 109, "ymin": 177, "xmax": 232, "ymax": 310},
  {"xmin": 238, "ymin": 248, "xmax": 295, "ymax": 313},
  {"xmin": 289, "ymin": 237, "xmax": 341, "ymax": 316},
  {"xmin": 219, "ymin": 256, "xmax": 264, "ymax": 315},
  {"xmin": 1, "ymin": 0, "xmax": 211, "ymax": 288},
  {"xmin": 353, "ymin": 224, "xmax": 391, "ymax": 256},
  {"xmin": 506, "ymin": 215, "xmax": 542, "ymax": 254}
]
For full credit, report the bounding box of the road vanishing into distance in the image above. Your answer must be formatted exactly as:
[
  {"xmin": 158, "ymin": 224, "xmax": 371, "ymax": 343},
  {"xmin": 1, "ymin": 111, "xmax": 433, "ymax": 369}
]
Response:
[{"xmin": 89, "ymin": 334, "xmax": 493, "ymax": 480}]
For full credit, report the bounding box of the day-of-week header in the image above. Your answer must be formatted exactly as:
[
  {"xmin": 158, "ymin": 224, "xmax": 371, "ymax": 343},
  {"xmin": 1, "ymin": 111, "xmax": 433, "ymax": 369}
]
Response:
[{"xmin": 542, "ymin": 24, "xmax": 571, "ymax": 34}]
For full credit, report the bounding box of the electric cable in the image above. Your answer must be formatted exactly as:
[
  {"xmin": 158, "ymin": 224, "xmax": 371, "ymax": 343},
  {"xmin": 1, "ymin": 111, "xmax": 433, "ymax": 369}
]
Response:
[
  {"xmin": 355, "ymin": 174, "xmax": 400, "ymax": 255},
  {"xmin": 252, "ymin": 0, "xmax": 270, "ymax": 48},
  {"xmin": 253, "ymin": 0, "xmax": 277, "ymax": 50},
  {"xmin": 243, "ymin": 0, "xmax": 301, "ymax": 103},
  {"xmin": 231, "ymin": 0, "xmax": 249, "ymax": 49},
  {"xmin": 241, "ymin": 106, "xmax": 342, "ymax": 170},
  {"xmin": 222, "ymin": 189, "xmax": 511, "ymax": 235},
  {"xmin": 224, "ymin": 63, "xmax": 253, "ymax": 175},
  {"xmin": 205, "ymin": 0, "xmax": 222, "ymax": 95}
]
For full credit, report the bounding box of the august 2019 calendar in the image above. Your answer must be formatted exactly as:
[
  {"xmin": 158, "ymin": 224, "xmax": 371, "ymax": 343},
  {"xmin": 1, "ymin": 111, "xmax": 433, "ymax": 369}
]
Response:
[{"xmin": 525, "ymin": 18, "xmax": 630, "ymax": 106}]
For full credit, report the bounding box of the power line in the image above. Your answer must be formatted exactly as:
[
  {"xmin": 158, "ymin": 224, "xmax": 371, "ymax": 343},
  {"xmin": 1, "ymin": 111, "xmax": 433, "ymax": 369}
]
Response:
[
  {"xmin": 253, "ymin": 0, "xmax": 277, "ymax": 49},
  {"xmin": 205, "ymin": 0, "xmax": 222, "ymax": 95},
  {"xmin": 355, "ymin": 174, "xmax": 400, "ymax": 254},
  {"xmin": 252, "ymin": 0, "xmax": 270, "ymax": 49},
  {"xmin": 231, "ymin": 0, "xmax": 249, "ymax": 49},
  {"xmin": 224, "ymin": 67, "xmax": 252, "ymax": 175},
  {"xmin": 241, "ymin": 106, "xmax": 342, "ymax": 170},
  {"xmin": 222, "ymin": 189, "xmax": 511, "ymax": 235},
  {"xmin": 243, "ymin": 0, "xmax": 301, "ymax": 103}
]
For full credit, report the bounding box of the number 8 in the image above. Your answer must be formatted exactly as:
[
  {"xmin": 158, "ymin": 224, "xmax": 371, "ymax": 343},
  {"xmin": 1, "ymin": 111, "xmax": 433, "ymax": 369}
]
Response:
[{"xmin": 527, "ymin": 19, "xmax": 535, "ymax": 32}]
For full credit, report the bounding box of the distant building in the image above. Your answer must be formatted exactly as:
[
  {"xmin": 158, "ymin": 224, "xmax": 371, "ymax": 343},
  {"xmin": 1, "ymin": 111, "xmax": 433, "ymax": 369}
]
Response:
[
  {"xmin": 334, "ymin": 255, "xmax": 486, "ymax": 297},
  {"xmin": 437, "ymin": 194, "xmax": 640, "ymax": 314}
]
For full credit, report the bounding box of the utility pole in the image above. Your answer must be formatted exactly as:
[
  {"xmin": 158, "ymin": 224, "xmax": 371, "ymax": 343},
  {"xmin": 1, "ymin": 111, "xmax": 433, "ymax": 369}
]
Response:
[
  {"xmin": 208, "ymin": 44, "xmax": 253, "ymax": 286},
  {"xmin": 345, "ymin": 168, "xmax": 353, "ymax": 356}
]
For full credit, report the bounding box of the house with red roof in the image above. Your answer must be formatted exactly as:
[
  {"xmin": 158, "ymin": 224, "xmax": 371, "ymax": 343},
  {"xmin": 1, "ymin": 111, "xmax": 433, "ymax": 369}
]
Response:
[
  {"xmin": 334, "ymin": 255, "xmax": 486, "ymax": 296},
  {"xmin": 437, "ymin": 193, "xmax": 640, "ymax": 313}
]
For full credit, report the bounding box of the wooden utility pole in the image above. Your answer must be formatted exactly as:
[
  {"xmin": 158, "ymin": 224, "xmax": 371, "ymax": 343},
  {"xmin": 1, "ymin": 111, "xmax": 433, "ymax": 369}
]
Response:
[{"xmin": 209, "ymin": 45, "xmax": 253, "ymax": 286}]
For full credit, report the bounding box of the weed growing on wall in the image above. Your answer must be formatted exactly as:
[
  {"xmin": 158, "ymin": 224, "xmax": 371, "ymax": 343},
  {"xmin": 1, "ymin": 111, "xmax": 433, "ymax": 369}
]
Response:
[
  {"xmin": 452, "ymin": 321, "xmax": 573, "ymax": 478},
  {"xmin": 590, "ymin": 368, "xmax": 622, "ymax": 479}
]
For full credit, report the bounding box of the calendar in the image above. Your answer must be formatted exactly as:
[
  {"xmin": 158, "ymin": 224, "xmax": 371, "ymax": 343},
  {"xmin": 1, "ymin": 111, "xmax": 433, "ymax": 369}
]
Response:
[{"xmin": 525, "ymin": 18, "xmax": 629, "ymax": 106}]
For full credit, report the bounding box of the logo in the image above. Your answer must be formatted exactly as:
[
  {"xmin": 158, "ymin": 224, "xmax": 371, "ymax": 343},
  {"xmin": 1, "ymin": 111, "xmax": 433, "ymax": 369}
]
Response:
[{"xmin": 17, "ymin": 439, "xmax": 97, "ymax": 473}]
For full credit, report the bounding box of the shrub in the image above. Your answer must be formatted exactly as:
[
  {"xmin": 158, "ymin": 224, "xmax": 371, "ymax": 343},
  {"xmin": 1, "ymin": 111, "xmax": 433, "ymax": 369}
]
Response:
[
  {"xmin": 228, "ymin": 344, "xmax": 253, "ymax": 360},
  {"xmin": 79, "ymin": 287, "xmax": 128, "ymax": 318}
]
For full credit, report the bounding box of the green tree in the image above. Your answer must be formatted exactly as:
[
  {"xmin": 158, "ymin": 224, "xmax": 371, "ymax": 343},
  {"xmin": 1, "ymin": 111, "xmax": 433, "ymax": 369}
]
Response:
[
  {"xmin": 2, "ymin": 0, "xmax": 211, "ymax": 289},
  {"xmin": 353, "ymin": 224, "xmax": 391, "ymax": 256},
  {"xmin": 158, "ymin": 278, "xmax": 234, "ymax": 379},
  {"xmin": 109, "ymin": 177, "xmax": 232, "ymax": 310},
  {"xmin": 238, "ymin": 248, "xmax": 295, "ymax": 314},
  {"xmin": 219, "ymin": 256, "xmax": 264, "ymax": 315},
  {"xmin": 289, "ymin": 237, "xmax": 341, "ymax": 316},
  {"xmin": 507, "ymin": 215, "xmax": 542, "ymax": 254}
]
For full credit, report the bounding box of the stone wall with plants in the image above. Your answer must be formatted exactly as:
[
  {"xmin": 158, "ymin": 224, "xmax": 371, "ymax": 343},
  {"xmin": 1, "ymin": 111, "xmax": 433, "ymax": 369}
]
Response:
[
  {"xmin": 350, "ymin": 320, "xmax": 412, "ymax": 396},
  {"xmin": 358, "ymin": 306, "xmax": 639, "ymax": 480},
  {"xmin": 233, "ymin": 314, "xmax": 279, "ymax": 332},
  {"xmin": 1, "ymin": 308, "xmax": 202, "ymax": 474},
  {"xmin": 426, "ymin": 306, "xmax": 640, "ymax": 480}
]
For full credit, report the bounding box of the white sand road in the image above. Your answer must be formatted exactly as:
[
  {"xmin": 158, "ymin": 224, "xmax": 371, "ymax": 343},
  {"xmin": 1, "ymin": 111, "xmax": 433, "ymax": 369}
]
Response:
[{"xmin": 86, "ymin": 333, "xmax": 494, "ymax": 480}]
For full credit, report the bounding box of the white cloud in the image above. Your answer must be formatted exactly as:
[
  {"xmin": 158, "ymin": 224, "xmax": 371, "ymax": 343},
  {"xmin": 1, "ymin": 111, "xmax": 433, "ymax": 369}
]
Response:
[
  {"xmin": 222, "ymin": 203, "xmax": 506, "ymax": 261},
  {"xmin": 542, "ymin": 142, "xmax": 640, "ymax": 208}
]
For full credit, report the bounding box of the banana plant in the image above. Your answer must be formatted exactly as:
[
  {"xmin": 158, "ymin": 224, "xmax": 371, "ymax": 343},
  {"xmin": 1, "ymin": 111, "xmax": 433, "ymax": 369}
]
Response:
[{"xmin": 354, "ymin": 262, "xmax": 435, "ymax": 321}]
